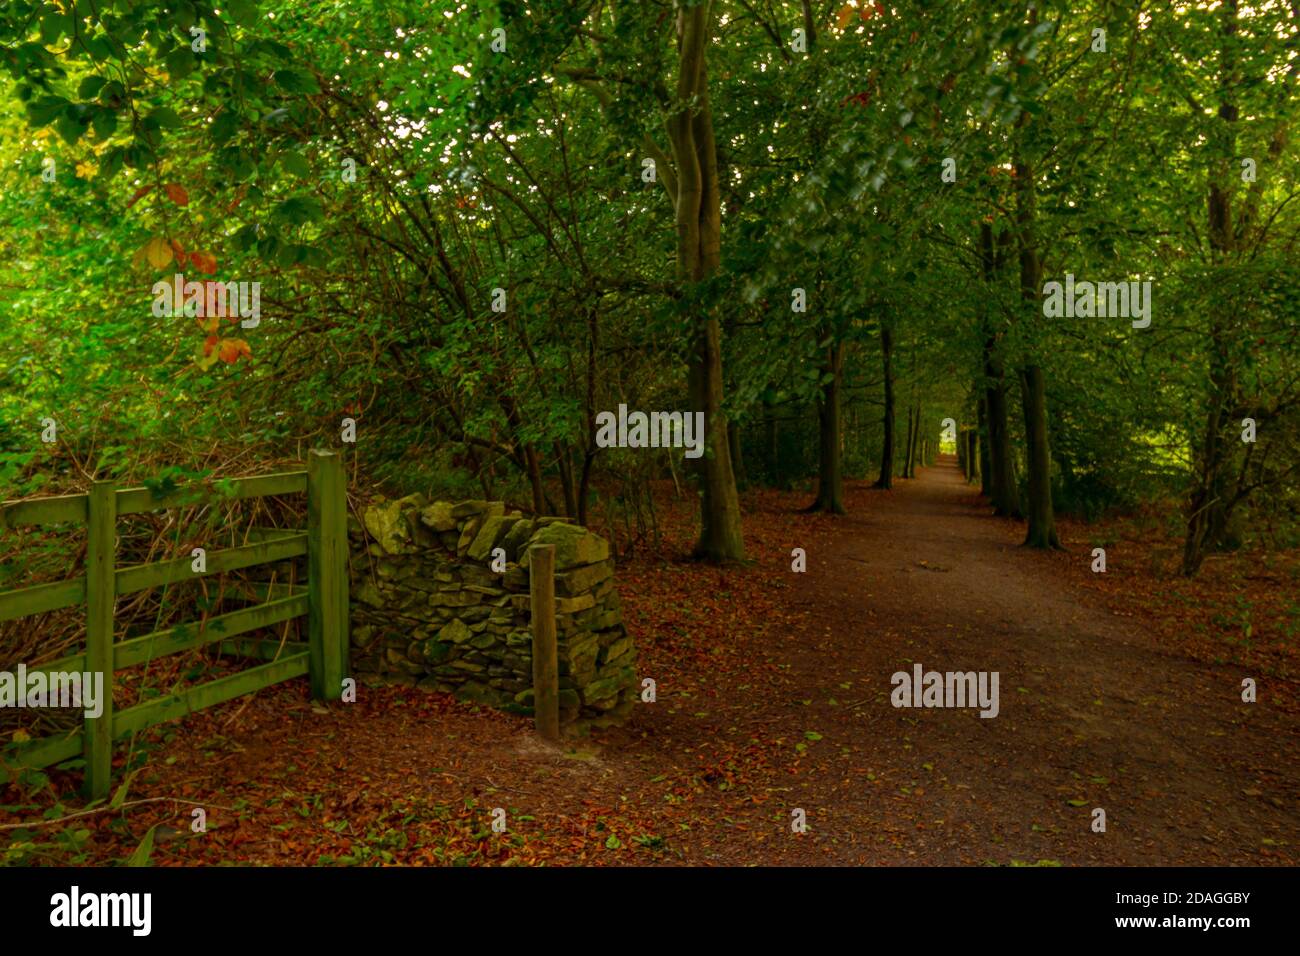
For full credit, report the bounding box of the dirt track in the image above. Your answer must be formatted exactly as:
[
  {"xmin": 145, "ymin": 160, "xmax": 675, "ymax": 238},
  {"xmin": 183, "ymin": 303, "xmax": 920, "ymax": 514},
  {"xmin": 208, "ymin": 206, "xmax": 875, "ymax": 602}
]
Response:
[{"xmin": 749, "ymin": 457, "xmax": 1300, "ymax": 864}]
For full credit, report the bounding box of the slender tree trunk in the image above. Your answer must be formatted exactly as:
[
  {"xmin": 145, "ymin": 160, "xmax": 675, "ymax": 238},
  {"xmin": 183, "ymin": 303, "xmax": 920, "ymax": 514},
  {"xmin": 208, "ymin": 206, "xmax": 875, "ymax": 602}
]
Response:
[
  {"xmin": 577, "ymin": 447, "xmax": 594, "ymax": 526},
  {"xmin": 874, "ymin": 324, "xmax": 895, "ymax": 489},
  {"xmin": 903, "ymin": 407, "xmax": 913, "ymax": 478},
  {"xmin": 1018, "ymin": 366, "xmax": 1060, "ymax": 547},
  {"xmin": 907, "ymin": 405, "xmax": 921, "ymax": 477},
  {"xmin": 1183, "ymin": 0, "xmax": 1243, "ymax": 577},
  {"xmin": 979, "ymin": 223, "xmax": 1022, "ymax": 517},
  {"xmin": 525, "ymin": 445, "xmax": 545, "ymax": 515},
  {"xmin": 763, "ymin": 396, "xmax": 778, "ymax": 484},
  {"xmin": 670, "ymin": 2, "xmax": 744, "ymax": 560},
  {"xmin": 977, "ymin": 392, "xmax": 992, "ymax": 496},
  {"xmin": 555, "ymin": 443, "xmax": 578, "ymax": 519},
  {"xmin": 983, "ymin": 351, "xmax": 1021, "ymax": 516},
  {"xmin": 1013, "ymin": 107, "xmax": 1059, "ymax": 547},
  {"xmin": 728, "ymin": 420, "xmax": 747, "ymax": 490},
  {"xmin": 809, "ymin": 340, "xmax": 846, "ymax": 513},
  {"xmin": 688, "ymin": 320, "xmax": 744, "ymax": 559}
]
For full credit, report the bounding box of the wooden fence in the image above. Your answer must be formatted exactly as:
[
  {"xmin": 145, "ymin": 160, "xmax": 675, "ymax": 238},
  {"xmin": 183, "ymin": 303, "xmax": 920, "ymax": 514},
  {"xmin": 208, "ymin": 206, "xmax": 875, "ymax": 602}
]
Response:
[{"xmin": 0, "ymin": 448, "xmax": 349, "ymax": 799}]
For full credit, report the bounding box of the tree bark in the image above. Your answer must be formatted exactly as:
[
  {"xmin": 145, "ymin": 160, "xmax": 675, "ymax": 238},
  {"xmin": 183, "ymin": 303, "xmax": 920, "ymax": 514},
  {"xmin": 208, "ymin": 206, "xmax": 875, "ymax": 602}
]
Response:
[
  {"xmin": 525, "ymin": 444, "xmax": 545, "ymax": 515},
  {"xmin": 873, "ymin": 323, "xmax": 895, "ymax": 489},
  {"xmin": 1183, "ymin": 0, "xmax": 1242, "ymax": 576},
  {"xmin": 983, "ymin": 351, "xmax": 1020, "ymax": 516},
  {"xmin": 1018, "ymin": 365, "xmax": 1060, "ymax": 547},
  {"xmin": 906, "ymin": 405, "xmax": 921, "ymax": 478},
  {"xmin": 669, "ymin": 2, "xmax": 744, "ymax": 561},
  {"xmin": 555, "ymin": 442, "xmax": 578, "ymax": 519},
  {"xmin": 728, "ymin": 420, "xmax": 747, "ymax": 490},
  {"xmin": 979, "ymin": 223, "xmax": 1022, "ymax": 517},
  {"xmin": 1014, "ymin": 106, "xmax": 1060, "ymax": 548},
  {"xmin": 977, "ymin": 392, "xmax": 992, "ymax": 496},
  {"xmin": 809, "ymin": 340, "xmax": 846, "ymax": 513}
]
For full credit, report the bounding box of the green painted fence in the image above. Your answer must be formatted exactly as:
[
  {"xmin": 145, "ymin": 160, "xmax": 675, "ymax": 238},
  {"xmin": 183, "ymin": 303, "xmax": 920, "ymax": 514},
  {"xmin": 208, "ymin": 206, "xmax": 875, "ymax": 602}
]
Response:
[{"xmin": 0, "ymin": 448, "xmax": 350, "ymax": 799}]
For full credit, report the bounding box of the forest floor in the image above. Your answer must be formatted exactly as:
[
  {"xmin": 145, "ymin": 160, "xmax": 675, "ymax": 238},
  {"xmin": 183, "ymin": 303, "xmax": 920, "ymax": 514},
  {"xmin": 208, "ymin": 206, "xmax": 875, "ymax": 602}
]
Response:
[{"xmin": 7, "ymin": 457, "xmax": 1298, "ymax": 866}]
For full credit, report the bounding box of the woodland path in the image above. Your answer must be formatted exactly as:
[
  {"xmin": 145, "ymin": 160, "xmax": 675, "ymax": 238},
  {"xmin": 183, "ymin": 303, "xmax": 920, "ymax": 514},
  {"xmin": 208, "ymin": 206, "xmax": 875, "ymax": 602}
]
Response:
[
  {"xmin": 742, "ymin": 456, "xmax": 1300, "ymax": 865},
  {"xmin": 124, "ymin": 457, "xmax": 1299, "ymax": 866}
]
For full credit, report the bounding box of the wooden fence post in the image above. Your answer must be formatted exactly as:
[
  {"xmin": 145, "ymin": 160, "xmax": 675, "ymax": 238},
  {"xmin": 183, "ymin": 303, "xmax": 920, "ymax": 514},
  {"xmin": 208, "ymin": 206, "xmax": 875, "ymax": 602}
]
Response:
[
  {"xmin": 307, "ymin": 450, "xmax": 349, "ymax": 701},
  {"xmin": 529, "ymin": 544, "xmax": 559, "ymax": 741},
  {"xmin": 84, "ymin": 481, "xmax": 116, "ymax": 800}
]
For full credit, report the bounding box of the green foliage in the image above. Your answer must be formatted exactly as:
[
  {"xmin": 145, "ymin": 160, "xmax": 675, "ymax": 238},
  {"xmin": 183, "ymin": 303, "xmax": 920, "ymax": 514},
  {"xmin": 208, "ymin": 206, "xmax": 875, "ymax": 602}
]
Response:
[{"xmin": 0, "ymin": 0, "xmax": 1295, "ymax": 560}]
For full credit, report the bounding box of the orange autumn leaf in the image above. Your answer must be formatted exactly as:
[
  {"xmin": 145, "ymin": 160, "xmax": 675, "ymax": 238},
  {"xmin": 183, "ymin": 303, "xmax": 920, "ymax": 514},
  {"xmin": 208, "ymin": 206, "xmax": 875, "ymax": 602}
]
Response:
[
  {"xmin": 217, "ymin": 338, "xmax": 252, "ymax": 364},
  {"xmin": 204, "ymin": 334, "xmax": 219, "ymax": 355},
  {"xmin": 171, "ymin": 238, "xmax": 186, "ymax": 263},
  {"xmin": 164, "ymin": 183, "xmax": 189, "ymax": 206},
  {"xmin": 836, "ymin": 4, "xmax": 855, "ymax": 29},
  {"xmin": 190, "ymin": 250, "xmax": 218, "ymax": 274}
]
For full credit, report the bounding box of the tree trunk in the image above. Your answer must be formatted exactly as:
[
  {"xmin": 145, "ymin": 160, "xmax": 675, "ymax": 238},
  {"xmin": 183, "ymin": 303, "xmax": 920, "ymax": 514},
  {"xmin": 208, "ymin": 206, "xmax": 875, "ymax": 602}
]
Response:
[
  {"xmin": 873, "ymin": 323, "xmax": 895, "ymax": 490},
  {"xmin": 979, "ymin": 223, "xmax": 1022, "ymax": 517},
  {"xmin": 977, "ymin": 392, "xmax": 992, "ymax": 496},
  {"xmin": 762, "ymin": 396, "xmax": 778, "ymax": 484},
  {"xmin": 907, "ymin": 405, "xmax": 921, "ymax": 478},
  {"xmin": 1013, "ymin": 105, "xmax": 1058, "ymax": 547},
  {"xmin": 728, "ymin": 420, "xmax": 747, "ymax": 490},
  {"xmin": 901, "ymin": 404, "xmax": 916, "ymax": 479},
  {"xmin": 1183, "ymin": 0, "xmax": 1243, "ymax": 577},
  {"xmin": 525, "ymin": 444, "xmax": 545, "ymax": 515},
  {"xmin": 555, "ymin": 442, "xmax": 578, "ymax": 519},
  {"xmin": 983, "ymin": 355, "xmax": 1021, "ymax": 516},
  {"xmin": 809, "ymin": 340, "xmax": 846, "ymax": 513},
  {"xmin": 1018, "ymin": 365, "xmax": 1060, "ymax": 548},
  {"xmin": 669, "ymin": 2, "xmax": 744, "ymax": 561},
  {"xmin": 576, "ymin": 446, "xmax": 595, "ymax": 526}
]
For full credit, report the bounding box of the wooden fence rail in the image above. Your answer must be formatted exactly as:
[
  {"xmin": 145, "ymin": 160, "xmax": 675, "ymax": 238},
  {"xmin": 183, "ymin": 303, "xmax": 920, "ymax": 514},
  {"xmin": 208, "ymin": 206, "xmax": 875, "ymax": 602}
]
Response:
[{"xmin": 0, "ymin": 449, "xmax": 349, "ymax": 798}]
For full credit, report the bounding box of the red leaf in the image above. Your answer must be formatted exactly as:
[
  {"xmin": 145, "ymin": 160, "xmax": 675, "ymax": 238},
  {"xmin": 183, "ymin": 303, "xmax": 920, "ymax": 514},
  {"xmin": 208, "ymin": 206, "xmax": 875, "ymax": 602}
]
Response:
[
  {"xmin": 126, "ymin": 185, "xmax": 155, "ymax": 209},
  {"xmin": 164, "ymin": 183, "xmax": 189, "ymax": 206},
  {"xmin": 190, "ymin": 250, "xmax": 218, "ymax": 275}
]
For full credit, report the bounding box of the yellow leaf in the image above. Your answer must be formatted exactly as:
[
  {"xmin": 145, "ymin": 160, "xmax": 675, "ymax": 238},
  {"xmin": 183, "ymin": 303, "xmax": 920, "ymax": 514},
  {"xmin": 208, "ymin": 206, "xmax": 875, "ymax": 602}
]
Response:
[
  {"xmin": 133, "ymin": 236, "xmax": 174, "ymax": 270},
  {"xmin": 12, "ymin": 729, "xmax": 31, "ymax": 743},
  {"xmin": 75, "ymin": 160, "xmax": 96, "ymax": 179}
]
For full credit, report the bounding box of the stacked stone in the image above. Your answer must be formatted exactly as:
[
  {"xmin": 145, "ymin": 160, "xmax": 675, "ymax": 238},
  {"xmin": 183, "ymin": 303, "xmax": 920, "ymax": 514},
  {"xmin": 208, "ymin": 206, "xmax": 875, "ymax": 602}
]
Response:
[{"xmin": 347, "ymin": 493, "xmax": 636, "ymax": 730}]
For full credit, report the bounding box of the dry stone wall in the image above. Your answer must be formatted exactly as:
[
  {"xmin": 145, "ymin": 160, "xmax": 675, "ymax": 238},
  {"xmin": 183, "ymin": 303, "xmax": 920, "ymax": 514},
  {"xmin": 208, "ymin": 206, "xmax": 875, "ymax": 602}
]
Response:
[{"xmin": 347, "ymin": 494, "xmax": 636, "ymax": 729}]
